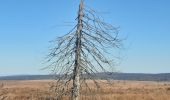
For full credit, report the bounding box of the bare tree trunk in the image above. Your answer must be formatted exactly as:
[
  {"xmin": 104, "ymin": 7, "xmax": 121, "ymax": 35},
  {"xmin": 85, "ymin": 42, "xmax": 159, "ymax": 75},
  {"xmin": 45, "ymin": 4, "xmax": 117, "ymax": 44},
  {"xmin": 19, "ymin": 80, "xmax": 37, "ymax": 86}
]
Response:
[{"xmin": 72, "ymin": 0, "xmax": 83, "ymax": 100}]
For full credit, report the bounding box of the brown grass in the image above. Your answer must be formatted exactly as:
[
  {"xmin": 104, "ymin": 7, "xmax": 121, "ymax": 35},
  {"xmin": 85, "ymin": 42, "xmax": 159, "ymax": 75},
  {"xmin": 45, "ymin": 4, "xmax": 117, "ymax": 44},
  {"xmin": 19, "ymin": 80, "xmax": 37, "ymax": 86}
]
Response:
[{"xmin": 0, "ymin": 80, "xmax": 170, "ymax": 100}]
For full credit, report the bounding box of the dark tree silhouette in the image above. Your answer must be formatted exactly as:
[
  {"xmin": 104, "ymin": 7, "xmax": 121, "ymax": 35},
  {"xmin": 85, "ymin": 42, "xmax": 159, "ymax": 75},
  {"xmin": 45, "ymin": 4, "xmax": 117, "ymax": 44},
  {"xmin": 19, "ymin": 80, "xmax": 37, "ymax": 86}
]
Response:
[{"xmin": 46, "ymin": 0, "xmax": 121, "ymax": 100}]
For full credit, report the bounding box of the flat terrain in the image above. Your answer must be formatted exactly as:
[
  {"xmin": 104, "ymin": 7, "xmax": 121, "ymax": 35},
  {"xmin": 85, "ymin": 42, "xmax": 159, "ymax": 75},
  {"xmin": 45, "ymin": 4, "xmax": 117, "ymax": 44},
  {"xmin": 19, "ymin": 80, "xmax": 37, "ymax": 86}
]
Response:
[{"xmin": 0, "ymin": 80, "xmax": 170, "ymax": 100}]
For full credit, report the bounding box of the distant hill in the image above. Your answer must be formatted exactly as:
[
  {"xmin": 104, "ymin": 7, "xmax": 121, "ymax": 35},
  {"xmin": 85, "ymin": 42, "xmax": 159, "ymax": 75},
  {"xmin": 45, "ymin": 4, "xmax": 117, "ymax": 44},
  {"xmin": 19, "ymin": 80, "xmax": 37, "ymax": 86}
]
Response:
[
  {"xmin": 0, "ymin": 75, "xmax": 53, "ymax": 80},
  {"xmin": 95, "ymin": 72, "xmax": 170, "ymax": 81},
  {"xmin": 0, "ymin": 73, "xmax": 170, "ymax": 81}
]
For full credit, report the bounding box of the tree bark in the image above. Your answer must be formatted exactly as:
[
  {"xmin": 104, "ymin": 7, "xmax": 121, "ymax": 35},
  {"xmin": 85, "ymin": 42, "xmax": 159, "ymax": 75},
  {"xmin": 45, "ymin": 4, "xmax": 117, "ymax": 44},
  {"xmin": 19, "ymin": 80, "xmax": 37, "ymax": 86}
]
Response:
[{"xmin": 72, "ymin": 0, "xmax": 83, "ymax": 100}]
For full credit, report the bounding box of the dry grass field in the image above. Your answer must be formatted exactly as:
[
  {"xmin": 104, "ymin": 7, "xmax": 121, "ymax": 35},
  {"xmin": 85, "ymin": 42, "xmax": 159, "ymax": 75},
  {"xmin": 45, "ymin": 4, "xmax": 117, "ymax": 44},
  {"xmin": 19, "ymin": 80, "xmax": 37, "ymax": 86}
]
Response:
[{"xmin": 0, "ymin": 80, "xmax": 170, "ymax": 100}]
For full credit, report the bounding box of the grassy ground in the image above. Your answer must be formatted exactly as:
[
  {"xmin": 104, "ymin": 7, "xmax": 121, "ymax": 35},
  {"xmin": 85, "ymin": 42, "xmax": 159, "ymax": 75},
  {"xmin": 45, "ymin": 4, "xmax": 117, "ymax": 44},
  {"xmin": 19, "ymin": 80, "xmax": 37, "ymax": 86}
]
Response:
[{"xmin": 0, "ymin": 80, "xmax": 170, "ymax": 100}]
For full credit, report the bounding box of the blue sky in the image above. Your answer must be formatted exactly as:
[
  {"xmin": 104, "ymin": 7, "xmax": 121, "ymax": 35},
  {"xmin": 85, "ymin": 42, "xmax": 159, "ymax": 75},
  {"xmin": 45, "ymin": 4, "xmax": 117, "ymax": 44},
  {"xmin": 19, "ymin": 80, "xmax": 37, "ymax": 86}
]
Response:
[{"xmin": 0, "ymin": 0, "xmax": 170, "ymax": 75}]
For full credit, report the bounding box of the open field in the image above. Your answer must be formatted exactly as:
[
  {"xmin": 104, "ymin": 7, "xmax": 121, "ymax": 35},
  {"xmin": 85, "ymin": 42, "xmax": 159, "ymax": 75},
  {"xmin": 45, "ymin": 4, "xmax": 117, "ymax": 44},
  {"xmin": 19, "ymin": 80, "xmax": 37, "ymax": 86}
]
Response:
[{"xmin": 0, "ymin": 80, "xmax": 170, "ymax": 100}]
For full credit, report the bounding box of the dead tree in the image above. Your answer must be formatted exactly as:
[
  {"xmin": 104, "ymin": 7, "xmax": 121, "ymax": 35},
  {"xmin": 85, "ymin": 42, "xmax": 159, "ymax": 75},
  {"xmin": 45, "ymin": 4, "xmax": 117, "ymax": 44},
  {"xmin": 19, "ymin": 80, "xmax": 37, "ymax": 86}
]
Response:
[{"xmin": 46, "ymin": 0, "xmax": 121, "ymax": 100}]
